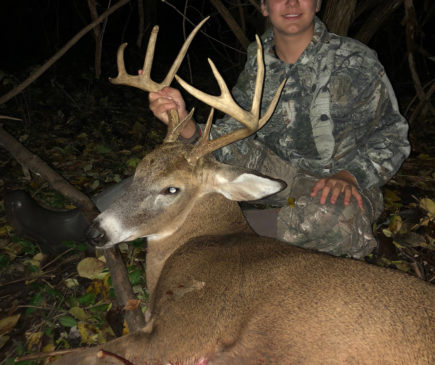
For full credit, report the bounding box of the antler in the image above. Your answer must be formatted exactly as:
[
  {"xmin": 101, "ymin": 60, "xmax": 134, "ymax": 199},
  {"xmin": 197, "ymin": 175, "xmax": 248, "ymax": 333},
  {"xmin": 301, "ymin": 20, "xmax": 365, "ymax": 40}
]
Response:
[
  {"xmin": 175, "ymin": 35, "xmax": 285, "ymax": 163},
  {"xmin": 109, "ymin": 17, "xmax": 209, "ymax": 142}
]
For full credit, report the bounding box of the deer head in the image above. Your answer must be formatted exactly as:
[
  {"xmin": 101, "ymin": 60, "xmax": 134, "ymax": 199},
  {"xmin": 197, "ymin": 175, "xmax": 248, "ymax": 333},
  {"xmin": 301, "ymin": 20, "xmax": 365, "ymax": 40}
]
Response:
[{"xmin": 87, "ymin": 19, "xmax": 285, "ymax": 292}]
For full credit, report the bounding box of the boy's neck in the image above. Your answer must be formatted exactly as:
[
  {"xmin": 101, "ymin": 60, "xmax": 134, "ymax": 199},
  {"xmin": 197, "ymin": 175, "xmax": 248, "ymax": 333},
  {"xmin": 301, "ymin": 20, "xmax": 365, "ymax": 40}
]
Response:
[{"xmin": 273, "ymin": 23, "xmax": 314, "ymax": 64}]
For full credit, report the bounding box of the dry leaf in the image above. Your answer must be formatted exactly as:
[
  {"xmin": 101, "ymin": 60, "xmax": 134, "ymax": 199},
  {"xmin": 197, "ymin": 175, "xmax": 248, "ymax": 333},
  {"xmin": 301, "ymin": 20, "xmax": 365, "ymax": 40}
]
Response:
[
  {"xmin": 69, "ymin": 307, "xmax": 90, "ymax": 321},
  {"xmin": 0, "ymin": 314, "xmax": 21, "ymax": 336},
  {"xmin": 419, "ymin": 198, "xmax": 435, "ymax": 217},
  {"xmin": 64, "ymin": 278, "xmax": 79, "ymax": 288},
  {"xmin": 77, "ymin": 257, "xmax": 106, "ymax": 280},
  {"xmin": 0, "ymin": 335, "xmax": 9, "ymax": 350},
  {"xmin": 389, "ymin": 215, "xmax": 402, "ymax": 234},
  {"xmin": 25, "ymin": 330, "xmax": 43, "ymax": 350},
  {"xmin": 123, "ymin": 299, "xmax": 140, "ymax": 311}
]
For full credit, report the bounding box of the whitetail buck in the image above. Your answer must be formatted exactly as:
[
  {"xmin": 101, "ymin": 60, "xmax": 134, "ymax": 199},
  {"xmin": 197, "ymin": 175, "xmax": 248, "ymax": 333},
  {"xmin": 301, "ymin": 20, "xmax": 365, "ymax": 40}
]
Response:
[{"xmin": 54, "ymin": 19, "xmax": 434, "ymax": 365}]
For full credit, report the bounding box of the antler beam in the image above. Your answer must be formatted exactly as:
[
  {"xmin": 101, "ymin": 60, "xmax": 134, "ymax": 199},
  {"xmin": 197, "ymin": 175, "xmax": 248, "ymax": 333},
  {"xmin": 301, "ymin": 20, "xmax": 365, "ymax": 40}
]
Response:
[{"xmin": 175, "ymin": 35, "xmax": 285, "ymax": 163}]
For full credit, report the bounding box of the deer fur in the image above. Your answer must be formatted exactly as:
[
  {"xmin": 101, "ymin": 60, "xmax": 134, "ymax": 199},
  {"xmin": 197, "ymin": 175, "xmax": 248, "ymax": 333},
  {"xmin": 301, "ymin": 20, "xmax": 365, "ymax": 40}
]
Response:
[{"xmin": 53, "ymin": 141, "xmax": 435, "ymax": 365}]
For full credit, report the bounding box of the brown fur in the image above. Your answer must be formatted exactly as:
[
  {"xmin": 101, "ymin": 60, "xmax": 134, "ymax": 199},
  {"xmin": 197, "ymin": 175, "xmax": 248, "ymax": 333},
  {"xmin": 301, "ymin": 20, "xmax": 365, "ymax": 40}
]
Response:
[{"xmin": 54, "ymin": 143, "xmax": 434, "ymax": 364}]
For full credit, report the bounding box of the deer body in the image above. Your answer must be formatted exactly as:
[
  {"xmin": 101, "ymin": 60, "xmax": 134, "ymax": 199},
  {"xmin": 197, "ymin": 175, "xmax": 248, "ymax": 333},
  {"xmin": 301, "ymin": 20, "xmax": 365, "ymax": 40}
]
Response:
[
  {"xmin": 54, "ymin": 141, "xmax": 435, "ymax": 365},
  {"xmin": 53, "ymin": 20, "xmax": 434, "ymax": 364}
]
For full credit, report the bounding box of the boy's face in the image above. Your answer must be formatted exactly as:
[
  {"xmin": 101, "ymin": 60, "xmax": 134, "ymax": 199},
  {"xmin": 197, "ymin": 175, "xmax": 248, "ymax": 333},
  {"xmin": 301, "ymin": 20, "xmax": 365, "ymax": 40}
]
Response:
[{"xmin": 261, "ymin": 0, "xmax": 321, "ymax": 38}]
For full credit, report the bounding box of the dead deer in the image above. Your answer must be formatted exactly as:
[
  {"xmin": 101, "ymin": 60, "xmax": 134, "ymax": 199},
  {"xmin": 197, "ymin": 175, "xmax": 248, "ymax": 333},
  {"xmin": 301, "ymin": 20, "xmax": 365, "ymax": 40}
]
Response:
[{"xmin": 53, "ymin": 19, "xmax": 435, "ymax": 365}]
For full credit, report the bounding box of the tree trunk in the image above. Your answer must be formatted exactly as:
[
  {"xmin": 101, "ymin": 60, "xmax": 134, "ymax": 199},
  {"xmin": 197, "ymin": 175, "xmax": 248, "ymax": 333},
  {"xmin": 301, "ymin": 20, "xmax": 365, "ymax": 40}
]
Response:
[
  {"xmin": 355, "ymin": 0, "xmax": 403, "ymax": 44},
  {"xmin": 322, "ymin": 0, "xmax": 357, "ymax": 35},
  {"xmin": 87, "ymin": 0, "xmax": 103, "ymax": 79},
  {"xmin": 209, "ymin": 0, "xmax": 250, "ymax": 50},
  {"xmin": 136, "ymin": 0, "xmax": 145, "ymax": 48}
]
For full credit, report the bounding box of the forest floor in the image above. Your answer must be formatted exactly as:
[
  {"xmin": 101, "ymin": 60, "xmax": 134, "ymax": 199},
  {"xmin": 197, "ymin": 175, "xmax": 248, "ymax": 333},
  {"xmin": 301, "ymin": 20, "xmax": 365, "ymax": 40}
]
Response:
[{"xmin": 0, "ymin": 65, "xmax": 434, "ymax": 364}]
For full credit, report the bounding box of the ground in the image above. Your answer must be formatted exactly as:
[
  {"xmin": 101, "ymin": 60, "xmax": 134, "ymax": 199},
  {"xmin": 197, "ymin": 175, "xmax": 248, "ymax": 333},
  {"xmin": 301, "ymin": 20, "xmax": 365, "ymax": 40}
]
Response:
[{"xmin": 0, "ymin": 55, "xmax": 434, "ymax": 364}]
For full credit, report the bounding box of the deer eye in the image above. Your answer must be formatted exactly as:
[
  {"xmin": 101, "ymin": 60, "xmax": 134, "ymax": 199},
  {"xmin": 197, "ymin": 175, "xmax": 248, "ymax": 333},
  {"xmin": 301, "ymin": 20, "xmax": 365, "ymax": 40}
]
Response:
[{"xmin": 162, "ymin": 187, "xmax": 180, "ymax": 195}]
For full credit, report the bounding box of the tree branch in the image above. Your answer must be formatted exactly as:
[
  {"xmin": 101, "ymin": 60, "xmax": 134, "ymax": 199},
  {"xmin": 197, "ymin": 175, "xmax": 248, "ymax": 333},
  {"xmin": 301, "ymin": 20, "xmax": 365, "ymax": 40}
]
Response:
[
  {"xmin": 322, "ymin": 0, "xmax": 357, "ymax": 36},
  {"xmin": 209, "ymin": 0, "xmax": 250, "ymax": 50},
  {"xmin": 0, "ymin": 0, "xmax": 130, "ymax": 105},
  {"xmin": 0, "ymin": 125, "xmax": 145, "ymax": 331},
  {"xmin": 355, "ymin": 0, "xmax": 403, "ymax": 44},
  {"xmin": 403, "ymin": 0, "xmax": 434, "ymax": 121}
]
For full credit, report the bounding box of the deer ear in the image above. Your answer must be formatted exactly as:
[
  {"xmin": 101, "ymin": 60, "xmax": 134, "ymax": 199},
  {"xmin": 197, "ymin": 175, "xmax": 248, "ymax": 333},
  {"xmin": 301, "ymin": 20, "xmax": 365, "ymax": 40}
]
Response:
[{"xmin": 211, "ymin": 164, "xmax": 286, "ymax": 201}]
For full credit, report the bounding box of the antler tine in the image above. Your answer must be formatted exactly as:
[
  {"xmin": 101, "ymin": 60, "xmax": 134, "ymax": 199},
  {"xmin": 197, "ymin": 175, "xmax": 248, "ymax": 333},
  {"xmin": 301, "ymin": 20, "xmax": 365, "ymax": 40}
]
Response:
[
  {"xmin": 109, "ymin": 17, "xmax": 209, "ymax": 141},
  {"xmin": 162, "ymin": 17, "xmax": 209, "ymax": 87},
  {"xmin": 109, "ymin": 17, "xmax": 209, "ymax": 92},
  {"xmin": 176, "ymin": 35, "xmax": 286, "ymax": 162},
  {"xmin": 165, "ymin": 108, "xmax": 195, "ymax": 143}
]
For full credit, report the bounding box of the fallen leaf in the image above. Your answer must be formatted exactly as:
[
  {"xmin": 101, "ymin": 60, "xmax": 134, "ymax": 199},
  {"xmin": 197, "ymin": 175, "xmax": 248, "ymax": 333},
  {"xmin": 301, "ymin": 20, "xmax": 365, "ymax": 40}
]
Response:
[
  {"xmin": 391, "ymin": 260, "xmax": 411, "ymax": 273},
  {"xmin": 25, "ymin": 330, "xmax": 43, "ymax": 350},
  {"xmin": 382, "ymin": 229, "xmax": 393, "ymax": 238},
  {"xmin": 77, "ymin": 257, "xmax": 106, "ymax": 280},
  {"xmin": 64, "ymin": 278, "xmax": 79, "ymax": 288},
  {"xmin": 42, "ymin": 342, "xmax": 55, "ymax": 353},
  {"xmin": 123, "ymin": 299, "xmax": 140, "ymax": 311},
  {"xmin": 0, "ymin": 225, "xmax": 13, "ymax": 236},
  {"xmin": 0, "ymin": 335, "xmax": 9, "ymax": 350},
  {"xmin": 388, "ymin": 215, "xmax": 402, "ymax": 234},
  {"xmin": 420, "ymin": 198, "xmax": 435, "ymax": 217},
  {"xmin": 59, "ymin": 316, "xmax": 77, "ymax": 328},
  {"xmin": 77, "ymin": 322, "xmax": 105, "ymax": 345},
  {"xmin": 69, "ymin": 307, "xmax": 90, "ymax": 321},
  {"xmin": 392, "ymin": 240, "xmax": 406, "ymax": 249},
  {"xmin": 0, "ymin": 314, "xmax": 21, "ymax": 336}
]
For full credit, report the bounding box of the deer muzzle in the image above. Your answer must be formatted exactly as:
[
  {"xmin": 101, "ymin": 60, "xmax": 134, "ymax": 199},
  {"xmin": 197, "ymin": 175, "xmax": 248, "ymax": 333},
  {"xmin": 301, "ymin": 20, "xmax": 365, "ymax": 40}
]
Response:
[{"xmin": 86, "ymin": 221, "xmax": 108, "ymax": 247}]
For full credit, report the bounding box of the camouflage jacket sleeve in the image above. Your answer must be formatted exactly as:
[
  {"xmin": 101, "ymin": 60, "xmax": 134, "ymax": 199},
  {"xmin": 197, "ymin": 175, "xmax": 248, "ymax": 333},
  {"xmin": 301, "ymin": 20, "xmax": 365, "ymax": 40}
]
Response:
[{"xmin": 327, "ymin": 63, "xmax": 410, "ymax": 189}]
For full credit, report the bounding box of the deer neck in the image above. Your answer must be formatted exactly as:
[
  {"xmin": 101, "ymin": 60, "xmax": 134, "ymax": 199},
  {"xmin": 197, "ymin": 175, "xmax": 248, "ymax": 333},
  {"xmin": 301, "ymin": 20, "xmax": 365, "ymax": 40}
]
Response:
[{"xmin": 145, "ymin": 193, "xmax": 252, "ymax": 295}]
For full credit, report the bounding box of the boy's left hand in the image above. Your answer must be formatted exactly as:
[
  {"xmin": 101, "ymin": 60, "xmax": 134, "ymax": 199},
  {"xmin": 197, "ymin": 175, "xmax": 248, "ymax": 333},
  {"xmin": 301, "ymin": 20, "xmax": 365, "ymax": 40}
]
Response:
[{"xmin": 311, "ymin": 170, "xmax": 363, "ymax": 209}]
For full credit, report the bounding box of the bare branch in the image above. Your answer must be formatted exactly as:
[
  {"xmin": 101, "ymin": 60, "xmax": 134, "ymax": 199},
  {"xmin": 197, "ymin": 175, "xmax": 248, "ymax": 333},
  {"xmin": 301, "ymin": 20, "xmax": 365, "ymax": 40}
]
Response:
[
  {"xmin": 0, "ymin": 0, "xmax": 130, "ymax": 105},
  {"xmin": 0, "ymin": 124, "xmax": 145, "ymax": 330},
  {"xmin": 322, "ymin": 0, "xmax": 357, "ymax": 36},
  {"xmin": 355, "ymin": 0, "xmax": 403, "ymax": 44},
  {"xmin": 209, "ymin": 0, "xmax": 250, "ymax": 50}
]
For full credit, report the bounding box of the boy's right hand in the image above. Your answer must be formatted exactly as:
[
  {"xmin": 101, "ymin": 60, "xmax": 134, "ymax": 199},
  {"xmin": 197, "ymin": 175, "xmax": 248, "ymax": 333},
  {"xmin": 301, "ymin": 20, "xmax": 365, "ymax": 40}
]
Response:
[{"xmin": 149, "ymin": 87, "xmax": 188, "ymax": 125}]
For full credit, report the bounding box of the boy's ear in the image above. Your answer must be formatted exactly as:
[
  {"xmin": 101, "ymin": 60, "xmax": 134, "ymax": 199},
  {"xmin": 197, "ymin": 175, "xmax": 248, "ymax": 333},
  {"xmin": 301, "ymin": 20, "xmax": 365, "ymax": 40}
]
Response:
[
  {"xmin": 261, "ymin": 1, "xmax": 269, "ymax": 17},
  {"xmin": 316, "ymin": 0, "xmax": 322, "ymax": 12}
]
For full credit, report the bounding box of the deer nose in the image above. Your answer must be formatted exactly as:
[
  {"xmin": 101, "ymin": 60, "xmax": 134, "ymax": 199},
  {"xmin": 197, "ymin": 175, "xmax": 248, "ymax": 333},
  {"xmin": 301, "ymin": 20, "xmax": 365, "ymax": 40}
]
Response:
[{"xmin": 86, "ymin": 222, "xmax": 107, "ymax": 247}]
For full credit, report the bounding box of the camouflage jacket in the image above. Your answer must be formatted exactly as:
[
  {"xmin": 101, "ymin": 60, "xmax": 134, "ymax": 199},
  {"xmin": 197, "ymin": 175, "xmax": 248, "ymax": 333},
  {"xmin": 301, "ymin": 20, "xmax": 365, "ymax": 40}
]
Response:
[{"xmin": 210, "ymin": 17, "xmax": 410, "ymax": 190}]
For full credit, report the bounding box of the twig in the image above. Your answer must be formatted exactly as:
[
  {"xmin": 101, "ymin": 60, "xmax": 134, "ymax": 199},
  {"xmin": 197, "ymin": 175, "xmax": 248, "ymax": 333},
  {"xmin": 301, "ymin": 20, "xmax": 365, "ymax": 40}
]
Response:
[
  {"xmin": 161, "ymin": 0, "xmax": 245, "ymax": 54},
  {"xmin": 15, "ymin": 348, "xmax": 88, "ymax": 362},
  {"xmin": 404, "ymin": 78, "xmax": 435, "ymax": 116},
  {"xmin": 0, "ymin": 125, "xmax": 146, "ymax": 331},
  {"xmin": 136, "ymin": 0, "xmax": 144, "ymax": 47},
  {"xmin": 182, "ymin": 0, "xmax": 194, "ymax": 84},
  {"xmin": 0, "ymin": 126, "xmax": 97, "ymax": 218},
  {"xmin": 0, "ymin": 0, "xmax": 130, "ymax": 105},
  {"xmin": 0, "ymin": 116, "xmax": 22, "ymax": 121},
  {"xmin": 403, "ymin": 0, "xmax": 435, "ymax": 120},
  {"xmin": 246, "ymin": 0, "xmax": 261, "ymax": 12},
  {"xmin": 355, "ymin": 0, "xmax": 403, "ymax": 44},
  {"xmin": 408, "ymin": 81, "xmax": 435, "ymax": 125},
  {"xmin": 209, "ymin": 0, "xmax": 250, "ymax": 49}
]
